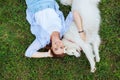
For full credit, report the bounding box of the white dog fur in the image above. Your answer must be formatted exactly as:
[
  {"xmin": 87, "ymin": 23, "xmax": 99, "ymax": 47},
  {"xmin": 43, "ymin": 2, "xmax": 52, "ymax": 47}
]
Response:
[{"xmin": 61, "ymin": 0, "xmax": 101, "ymax": 72}]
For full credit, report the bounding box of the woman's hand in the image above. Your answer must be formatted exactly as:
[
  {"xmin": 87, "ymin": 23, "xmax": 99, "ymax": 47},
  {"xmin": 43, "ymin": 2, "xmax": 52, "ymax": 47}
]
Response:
[
  {"xmin": 79, "ymin": 31, "xmax": 86, "ymax": 41},
  {"xmin": 73, "ymin": 10, "xmax": 86, "ymax": 41}
]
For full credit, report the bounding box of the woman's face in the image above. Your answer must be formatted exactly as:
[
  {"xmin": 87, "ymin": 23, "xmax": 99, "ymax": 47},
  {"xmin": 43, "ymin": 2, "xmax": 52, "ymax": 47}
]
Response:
[{"xmin": 51, "ymin": 39, "xmax": 64, "ymax": 55}]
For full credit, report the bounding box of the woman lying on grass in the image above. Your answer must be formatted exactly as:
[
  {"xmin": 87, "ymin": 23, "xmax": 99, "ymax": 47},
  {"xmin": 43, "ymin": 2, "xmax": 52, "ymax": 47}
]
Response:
[
  {"xmin": 25, "ymin": 0, "xmax": 67, "ymax": 58},
  {"xmin": 25, "ymin": 0, "xmax": 85, "ymax": 58}
]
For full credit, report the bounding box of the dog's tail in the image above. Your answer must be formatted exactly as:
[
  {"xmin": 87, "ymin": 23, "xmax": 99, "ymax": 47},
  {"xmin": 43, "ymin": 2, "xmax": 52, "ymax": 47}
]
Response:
[
  {"xmin": 90, "ymin": 0, "xmax": 101, "ymax": 4},
  {"xmin": 60, "ymin": 0, "xmax": 72, "ymax": 6}
]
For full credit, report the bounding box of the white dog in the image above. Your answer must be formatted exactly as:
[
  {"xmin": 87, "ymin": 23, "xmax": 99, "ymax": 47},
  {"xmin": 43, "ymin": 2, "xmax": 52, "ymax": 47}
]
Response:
[{"xmin": 61, "ymin": 0, "xmax": 101, "ymax": 72}]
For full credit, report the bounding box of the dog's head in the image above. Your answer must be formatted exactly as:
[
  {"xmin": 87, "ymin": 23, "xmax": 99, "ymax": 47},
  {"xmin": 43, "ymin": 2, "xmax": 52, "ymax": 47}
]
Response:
[{"xmin": 64, "ymin": 47, "xmax": 81, "ymax": 57}]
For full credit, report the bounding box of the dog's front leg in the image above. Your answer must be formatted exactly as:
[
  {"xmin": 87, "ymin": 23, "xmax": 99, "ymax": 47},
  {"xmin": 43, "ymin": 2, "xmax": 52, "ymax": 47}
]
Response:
[{"xmin": 82, "ymin": 44, "xmax": 96, "ymax": 72}]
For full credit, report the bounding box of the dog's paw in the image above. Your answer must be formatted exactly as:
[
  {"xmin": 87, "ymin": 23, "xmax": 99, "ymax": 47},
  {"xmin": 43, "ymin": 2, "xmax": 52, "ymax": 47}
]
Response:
[
  {"xmin": 74, "ymin": 53, "xmax": 81, "ymax": 57},
  {"xmin": 91, "ymin": 67, "xmax": 96, "ymax": 73},
  {"xmin": 71, "ymin": 50, "xmax": 81, "ymax": 57},
  {"xmin": 74, "ymin": 49, "xmax": 81, "ymax": 57}
]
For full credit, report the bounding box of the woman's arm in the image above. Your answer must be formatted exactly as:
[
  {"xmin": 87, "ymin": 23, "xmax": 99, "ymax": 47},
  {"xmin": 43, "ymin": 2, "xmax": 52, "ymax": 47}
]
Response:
[
  {"xmin": 31, "ymin": 50, "xmax": 53, "ymax": 58},
  {"xmin": 72, "ymin": 10, "xmax": 86, "ymax": 41}
]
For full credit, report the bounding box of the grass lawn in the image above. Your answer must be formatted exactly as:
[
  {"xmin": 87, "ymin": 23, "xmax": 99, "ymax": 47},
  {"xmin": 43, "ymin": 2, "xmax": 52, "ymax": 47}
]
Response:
[{"xmin": 0, "ymin": 0, "xmax": 120, "ymax": 80}]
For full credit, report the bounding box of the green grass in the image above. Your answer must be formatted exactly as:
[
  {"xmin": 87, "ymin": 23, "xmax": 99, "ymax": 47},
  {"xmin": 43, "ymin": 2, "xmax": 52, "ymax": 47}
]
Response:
[{"xmin": 0, "ymin": 0, "xmax": 120, "ymax": 80}]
